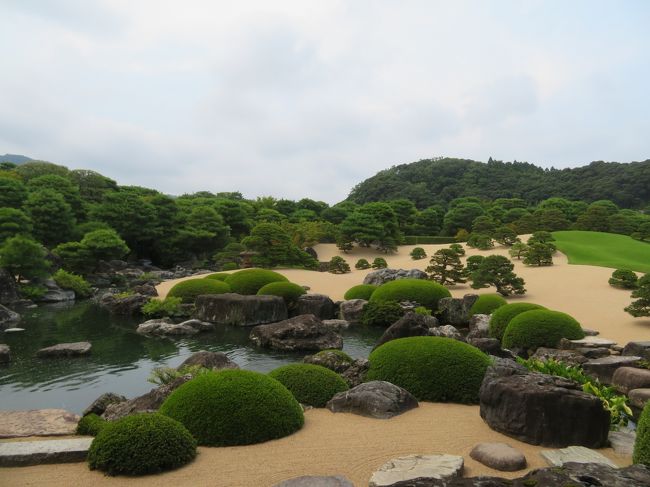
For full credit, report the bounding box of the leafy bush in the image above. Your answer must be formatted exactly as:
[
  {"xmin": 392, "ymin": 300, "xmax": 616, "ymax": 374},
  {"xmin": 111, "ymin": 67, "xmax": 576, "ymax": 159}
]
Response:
[
  {"xmin": 370, "ymin": 278, "xmax": 451, "ymax": 311},
  {"xmin": 19, "ymin": 283, "xmax": 47, "ymax": 300},
  {"xmin": 328, "ymin": 256, "xmax": 351, "ymax": 274},
  {"xmin": 467, "ymin": 233, "xmax": 494, "ymax": 250},
  {"xmin": 502, "ymin": 309, "xmax": 585, "ymax": 350},
  {"xmin": 224, "ymin": 269, "xmax": 288, "ymax": 295},
  {"xmin": 160, "ymin": 370, "xmax": 304, "ymax": 446},
  {"xmin": 204, "ymin": 272, "xmax": 230, "ymax": 281},
  {"xmin": 53, "ymin": 269, "xmax": 92, "ymax": 298},
  {"xmin": 167, "ymin": 278, "xmax": 231, "ymax": 304},
  {"xmin": 222, "ymin": 262, "xmax": 239, "ymax": 270},
  {"xmin": 410, "ymin": 247, "xmax": 427, "ymax": 260},
  {"xmin": 141, "ymin": 297, "xmax": 183, "ymax": 318},
  {"xmin": 361, "ymin": 300, "xmax": 404, "ymax": 327},
  {"xmin": 448, "ymin": 243, "xmax": 465, "ymax": 256},
  {"xmin": 468, "ymin": 293, "xmax": 507, "ymax": 317},
  {"xmin": 414, "ymin": 306, "xmax": 431, "ymax": 316},
  {"xmin": 76, "ymin": 413, "xmax": 106, "ymax": 436},
  {"xmin": 344, "ymin": 284, "xmax": 377, "ymax": 300},
  {"xmin": 489, "ymin": 302, "xmax": 546, "ymax": 341},
  {"xmin": 366, "ymin": 336, "xmax": 491, "ymax": 403},
  {"xmin": 634, "ymin": 402, "xmax": 650, "ymax": 466},
  {"xmin": 268, "ymin": 364, "xmax": 349, "ymax": 407},
  {"xmin": 608, "ymin": 269, "xmax": 638, "ymax": 289},
  {"xmin": 371, "ymin": 257, "xmax": 388, "ymax": 269},
  {"xmin": 87, "ymin": 413, "xmax": 196, "ymax": 476},
  {"xmin": 257, "ymin": 281, "xmax": 305, "ymax": 308},
  {"xmin": 355, "ymin": 258, "xmax": 371, "ymax": 270}
]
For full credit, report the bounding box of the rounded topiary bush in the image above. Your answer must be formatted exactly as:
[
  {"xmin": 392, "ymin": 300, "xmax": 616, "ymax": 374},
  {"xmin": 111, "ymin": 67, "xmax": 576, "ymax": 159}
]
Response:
[
  {"xmin": 502, "ymin": 309, "xmax": 585, "ymax": 350},
  {"xmin": 633, "ymin": 401, "xmax": 650, "ymax": 466},
  {"xmin": 355, "ymin": 258, "xmax": 371, "ymax": 270},
  {"xmin": 167, "ymin": 278, "xmax": 231, "ymax": 303},
  {"xmin": 344, "ymin": 284, "xmax": 377, "ymax": 300},
  {"xmin": 204, "ymin": 272, "xmax": 230, "ymax": 281},
  {"xmin": 370, "ymin": 278, "xmax": 451, "ymax": 311},
  {"xmin": 159, "ymin": 369, "xmax": 304, "ymax": 446},
  {"xmin": 76, "ymin": 413, "xmax": 106, "ymax": 436},
  {"xmin": 224, "ymin": 269, "xmax": 288, "ymax": 295},
  {"xmin": 268, "ymin": 363, "xmax": 349, "ymax": 407},
  {"xmin": 469, "ymin": 293, "xmax": 507, "ymax": 317},
  {"xmin": 87, "ymin": 413, "xmax": 196, "ymax": 476},
  {"xmin": 366, "ymin": 336, "xmax": 491, "ymax": 403},
  {"xmin": 489, "ymin": 302, "xmax": 547, "ymax": 341},
  {"xmin": 608, "ymin": 269, "xmax": 638, "ymax": 289},
  {"xmin": 257, "ymin": 281, "xmax": 305, "ymax": 307},
  {"xmin": 361, "ymin": 300, "xmax": 404, "ymax": 327}
]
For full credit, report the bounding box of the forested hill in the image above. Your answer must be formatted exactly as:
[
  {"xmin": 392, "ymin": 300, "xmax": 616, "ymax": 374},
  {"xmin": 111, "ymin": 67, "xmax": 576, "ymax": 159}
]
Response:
[
  {"xmin": 346, "ymin": 158, "xmax": 650, "ymax": 209},
  {"xmin": 0, "ymin": 154, "xmax": 33, "ymax": 165}
]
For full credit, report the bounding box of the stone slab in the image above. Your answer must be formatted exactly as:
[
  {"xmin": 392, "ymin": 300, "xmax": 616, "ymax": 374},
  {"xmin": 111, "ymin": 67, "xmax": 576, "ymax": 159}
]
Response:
[
  {"xmin": 570, "ymin": 337, "xmax": 616, "ymax": 348},
  {"xmin": 583, "ymin": 355, "xmax": 641, "ymax": 384},
  {"xmin": 0, "ymin": 438, "xmax": 92, "ymax": 467},
  {"xmin": 540, "ymin": 446, "xmax": 618, "ymax": 468},
  {"xmin": 0, "ymin": 409, "xmax": 80, "ymax": 438},
  {"xmin": 369, "ymin": 454, "xmax": 464, "ymax": 487}
]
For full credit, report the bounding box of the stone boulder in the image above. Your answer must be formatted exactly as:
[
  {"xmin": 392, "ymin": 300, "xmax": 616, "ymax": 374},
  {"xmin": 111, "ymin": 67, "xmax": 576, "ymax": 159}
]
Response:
[
  {"xmin": 339, "ymin": 299, "xmax": 367, "ymax": 323},
  {"xmin": 304, "ymin": 350, "xmax": 353, "ymax": 373},
  {"xmin": 466, "ymin": 314, "xmax": 490, "ymax": 340},
  {"xmin": 479, "ymin": 361, "xmax": 610, "ymax": 447},
  {"xmin": 132, "ymin": 283, "xmax": 158, "ymax": 297},
  {"xmin": 38, "ymin": 279, "xmax": 75, "ymax": 303},
  {"xmin": 467, "ymin": 337, "xmax": 514, "ymax": 359},
  {"xmin": 294, "ymin": 294, "xmax": 335, "ymax": 320},
  {"xmin": 429, "ymin": 324, "xmax": 462, "ymax": 340},
  {"xmin": 531, "ymin": 347, "xmax": 588, "ymax": 366},
  {"xmin": 437, "ymin": 294, "xmax": 479, "ymax": 326},
  {"xmin": 369, "ymin": 454, "xmax": 464, "ymax": 487},
  {"xmin": 583, "ymin": 355, "xmax": 641, "ymax": 384},
  {"xmin": 98, "ymin": 292, "xmax": 149, "ymax": 315},
  {"xmin": 612, "ymin": 366, "xmax": 650, "ymax": 394},
  {"xmin": 0, "ymin": 344, "xmax": 10, "ymax": 363},
  {"xmin": 194, "ymin": 293, "xmax": 287, "ymax": 326},
  {"xmin": 0, "ymin": 304, "xmax": 20, "ymax": 329},
  {"xmin": 82, "ymin": 393, "xmax": 127, "ymax": 417},
  {"xmin": 250, "ymin": 314, "xmax": 342, "ymax": 352},
  {"xmin": 0, "ymin": 269, "xmax": 18, "ymax": 305},
  {"xmin": 629, "ymin": 388, "xmax": 650, "ymax": 410},
  {"xmin": 136, "ymin": 318, "xmax": 199, "ymax": 336},
  {"xmin": 36, "ymin": 342, "xmax": 92, "ymax": 358},
  {"xmin": 469, "ymin": 442, "xmax": 526, "ymax": 471},
  {"xmin": 622, "ymin": 341, "xmax": 650, "ymax": 360},
  {"xmin": 326, "ymin": 381, "xmax": 418, "ymax": 419},
  {"xmin": 321, "ymin": 319, "xmax": 350, "ymax": 332},
  {"xmin": 178, "ymin": 351, "xmax": 238, "ymax": 370},
  {"xmin": 363, "ymin": 268, "xmax": 428, "ymax": 286},
  {"xmin": 340, "ymin": 358, "xmax": 369, "ymax": 387},
  {"xmin": 375, "ymin": 312, "xmax": 439, "ymax": 349}
]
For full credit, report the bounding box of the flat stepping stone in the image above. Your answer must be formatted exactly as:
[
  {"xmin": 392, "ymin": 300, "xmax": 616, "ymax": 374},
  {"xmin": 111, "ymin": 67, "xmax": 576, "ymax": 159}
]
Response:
[
  {"xmin": 570, "ymin": 337, "xmax": 616, "ymax": 348},
  {"xmin": 583, "ymin": 355, "xmax": 641, "ymax": 384},
  {"xmin": 36, "ymin": 342, "xmax": 91, "ymax": 358},
  {"xmin": 629, "ymin": 388, "xmax": 650, "ymax": 409},
  {"xmin": 608, "ymin": 429, "xmax": 636, "ymax": 456},
  {"xmin": 540, "ymin": 446, "xmax": 618, "ymax": 468},
  {"xmin": 0, "ymin": 438, "xmax": 92, "ymax": 467},
  {"xmin": 0, "ymin": 409, "xmax": 80, "ymax": 438},
  {"xmin": 469, "ymin": 442, "xmax": 527, "ymax": 471},
  {"xmin": 273, "ymin": 476, "xmax": 354, "ymax": 487},
  {"xmin": 369, "ymin": 454, "xmax": 463, "ymax": 487}
]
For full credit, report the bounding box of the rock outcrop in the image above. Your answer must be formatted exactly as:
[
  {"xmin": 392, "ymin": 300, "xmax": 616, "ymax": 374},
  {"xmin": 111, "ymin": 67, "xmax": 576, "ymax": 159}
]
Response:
[
  {"xmin": 36, "ymin": 342, "xmax": 92, "ymax": 358},
  {"xmin": 38, "ymin": 279, "xmax": 75, "ymax": 303},
  {"xmin": 294, "ymin": 294, "xmax": 335, "ymax": 320},
  {"xmin": 136, "ymin": 318, "xmax": 214, "ymax": 336},
  {"xmin": 178, "ymin": 351, "xmax": 238, "ymax": 370},
  {"xmin": 0, "ymin": 304, "xmax": 20, "ymax": 329},
  {"xmin": 304, "ymin": 350, "xmax": 353, "ymax": 373},
  {"xmin": 339, "ymin": 299, "xmax": 367, "ymax": 323},
  {"xmin": 363, "ymin": 268, "xmax": 428, "ymax": 286},
  {"xmin": 98, "ymin": 292, "xmax": 149, "ymax": 315},
  {"xmin": 326, "ymin": 381, "xmax": 418, "ymax": 419},
  {"xmin": 82, "ymin": 393, "xmax": 127, "ymax": 417},
  {"xmin": 194, "ymin": 293, "xmax": 287, "ymax": 326},
  {"xmin": 375, "ymin": 312, "xmax": 439, "ymax": 349},
  {"xmin": 437, "ymin": 294, "xmax": 479, "ymax": 326},
  {"xmin": 250, "ymin": 314, "xmax": 343, "ymax": 352}
]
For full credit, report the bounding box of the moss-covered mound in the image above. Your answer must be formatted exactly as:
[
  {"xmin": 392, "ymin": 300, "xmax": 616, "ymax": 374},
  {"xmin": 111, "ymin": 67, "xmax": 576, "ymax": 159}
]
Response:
[
  {"xmin": 204, "ymin": 272, "xmax": 230, "ymax": 281},
  {"xmin": 366, "ymin": 336, "xmax": 491, "ymax": 403},
  {"xmin": 160, "ymin": 369, "xmax": 304, "ymax": 446},
  {"xmin": 369, "ymin": 279, "xmax": 451, "ymax": 311},
  {"xmin": 87, "ymin": 413, "xmax": 196, "ymax": 476},
  {"xmin": 268, "ymin": 363, "xmax": 349, "ymax": 407},
  {"xmin": 76, "ymin": 413, "xmax": 106, "ymax": 437},
  {"xmin": 634, "ymin": 402, "xmax": 650, "ymax": 466},
  {"xmin": 224, "ymin": 269, "xmax": 289, "ymax": 295},
  {"xmin": 257, "ymin": 281, "xmax": 305, "ymax": 307},
  {"xmin": 489, "ymin": 302, "xmax": 547, "ymax": 341},
  {"xmin": 469, "ymin": 294, "xmax": 507, "ymax": 317},
  {"xmin": 167, "ymin": 278, "xmax": 231, "ymax": 303},
  {"xmin": 361, "ymin": 300, "xmax": 404, "ymax": 327},
  {"xmin": 344, "ymin": 284, "xmax": 377, "ymax": 300},
  {"xmin": 502, "ymin": 309, "xmax": 585, "ymax": 350}
]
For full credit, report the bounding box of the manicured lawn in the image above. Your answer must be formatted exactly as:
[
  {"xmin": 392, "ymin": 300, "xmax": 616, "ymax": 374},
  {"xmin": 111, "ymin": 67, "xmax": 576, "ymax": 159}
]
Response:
[{"xmin": 552, "ymin": 231, "xmax": 650, "ymax": 273}]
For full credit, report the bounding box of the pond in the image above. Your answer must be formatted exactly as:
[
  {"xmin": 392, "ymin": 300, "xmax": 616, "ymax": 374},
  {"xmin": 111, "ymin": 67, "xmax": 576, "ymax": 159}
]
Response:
[{"xmin": 0, "ymin": 302, "xmax": 382, "ymax": 414}]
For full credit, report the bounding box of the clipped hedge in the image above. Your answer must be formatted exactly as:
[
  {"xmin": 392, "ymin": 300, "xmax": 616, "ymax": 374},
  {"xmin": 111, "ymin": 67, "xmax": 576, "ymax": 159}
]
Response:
[
  {"xmin": 366, "ymin": 336, "xmax": 491, "ymax": 403},
  {"xmin": 204, "ymin": 272, "xmax": 230, "ymax": 281},
  {"xmin": 634, "ymin": 402, "xmax": 650, "ymax": 466},
  {"xmin": 257, "ymin": 281, "xmax": 305, "ymax": 307},
  {"xmin": 344, "ymin": 284, "xmax": 377, "ymax": 300},
  {"xmin": 224, "ymin": 269, "xmax": 288, "ymax": 295},
  {"xmin": 268, "ymin": 363, "xmax": 349, "ymax": 407},
  {"xmin": 160, "ymin": 370, "xmax": 304, "ymax": 446},
  {"xmin": 489, "ymin": 302, "xmax": 547, "ymax": 341},
  {"xmin": 468, "ymin": 293, "xmax": 507, "ymax": 317},
  {"xmin": 76, "ymin": 413, "xmax": 106, "ymax": 436},
  {"xmin": 167, "ymin": 278, "xmax": 230, "ymax": 304},
  {"xmin": 502, "ymin": 309, "xmax": 585, "ymax": 350},
  {"xmin": 87, "ymin": 413, "xmax": 196, "ymax": 476},
  {"xmin": 369, "ymin": 278, "xmax": 451, "ymax": 311}
]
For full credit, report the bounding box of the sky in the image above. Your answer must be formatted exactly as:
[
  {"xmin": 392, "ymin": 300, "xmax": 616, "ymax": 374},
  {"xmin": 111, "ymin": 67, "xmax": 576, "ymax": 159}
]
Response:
[{"xmin": 1, "ymin": 1, "xmax": 649, "ymax": 204}]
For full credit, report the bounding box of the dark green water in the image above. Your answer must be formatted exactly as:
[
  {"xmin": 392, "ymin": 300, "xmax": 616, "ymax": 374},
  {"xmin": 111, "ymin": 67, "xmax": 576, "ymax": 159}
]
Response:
[{"xmin": 0, "ymin": 303, "xmax": 382, "ymax": 414}]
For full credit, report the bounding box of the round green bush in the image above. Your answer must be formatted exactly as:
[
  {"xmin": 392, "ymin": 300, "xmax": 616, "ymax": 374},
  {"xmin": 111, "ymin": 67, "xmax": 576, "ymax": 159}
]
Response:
[
  {"xmin": 344, "ymin": 284, "xmax": 377, "ymax": 300},
  {"xmin": 468, "ymin": 293, "xmax": 507, "ymax": 317},
  {"xmin": 633, "ymin": 401, "xmax": 650, "ymax": 466},
  {"xmin": 87, "ymin": 413, "xmax": 196, "ymax": 476},
  {"xmin": 268, "ymin": 364, "xmax": 349, "ymax": 407},
  {"xmin": 224, "ymin": 269, "xmax": 288, "ymax": 295},
  {"xmin": 76, "ymin": 413, "xmax": 106, "ymax": 436},
  {"xmin": 366, "ymin": 336, "xmax": 491, "ymax": 403},
  {"xmin": 222, "ymin": 262, "xmax": 239, "ymax": 270},
  {"xmin": 489, "ymin": 302, "xmax": 547, "ymax": 341},
  {"xmin": 608, "ymin": 269, "xmax": 639, "ymax": 289},
  {"xmin": 160, "ymin": 370, "xmax": 304, "ymax": 446},
  {"xmin": 257, "ymin": 281, "xmax": 305, "ymax": 307},
  {"xmin": 361, "ymin": 300, "xmax": 404, "ymax": 327},
  {"xmin": 502, "ymin": 309, "xmax": 585, "ymax": 350},
  {"xmin": 369, "ymin": 278, "xmax": 451, "ymax": 311},
  {"xmin": 204, "ymin": 272, "xmax": 230, "ymax": 281},
  {"xmin": 167, "ymin": 278, "xmax": 231, "ymax": 303},
  {"xmin": 355, "ymin": 258, "xmax": 371, "ymax": 270}
]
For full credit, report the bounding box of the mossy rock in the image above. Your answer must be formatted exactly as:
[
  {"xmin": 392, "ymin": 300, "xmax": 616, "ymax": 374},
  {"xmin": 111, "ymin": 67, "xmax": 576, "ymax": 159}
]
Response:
[
  {"xmin": 204, "ymin": 273, "xmax": 230, "ymax": 281},
  {"xmin": 257, "ymin": 281, "xmax": 305, "ymax": 307},
  {"xmin": 502, "ymin": 309, "xmax": 585, "ymax": 350},
  {"xmin": 160, "ymin": 369, "xmax": 304, "ymax": 446},
  {"xmin": 634, "ymin": 401, "xmax": 650, "ymax": 466},
  {"xmin": 87, "ymin": 413, "xmax": 196, "ymax": 476},
  {"xmin": 224, "ymin": 269, "xmax": 288, "ymax": 295},
  {"xmin": 366, "ymin": 336, "xmax": 491, "ymax": 403},
  {"xmin": 167, "ymin": 278, "xmax": 231, "ymax": 304},
  {"xmin": 369, "ymin": 278, "xmax": 451, "ymax": 311},
  {"xmin": 269, "ymin": 363, "xmax": 349, "ymax": 407},
  {"xmin": 344, "ymin": 284, "xmax": 377, "ymax": 300},
  {"xmin": 469, "ymin": 293, "xmax": 507, "ymax": 317},
  {"xmin": 489, "ymin": 302, "xmax": 547, "ymax": 341},
  {"xmin": 76, "ymin": 413, "xmax": 106, "ymax": 437}
]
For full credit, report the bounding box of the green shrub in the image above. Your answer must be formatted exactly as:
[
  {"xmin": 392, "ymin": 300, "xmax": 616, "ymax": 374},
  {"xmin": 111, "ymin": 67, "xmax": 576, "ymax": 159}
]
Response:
[
  {"xmin": 448, "ymin": 243, "xmax": 465, "ymax": 257},
  {"xmin": 502, "ymin": 309, "xmax": 585, "ymax": 350},
  {"xmin": 355, "ymin": 258, "xmax": 371, "ymax": 270},
  {"xmin": 370, "ymin": 278, "xmax": 451, "ymax": 311},
  {"xmin": 608, "ymin": 269, "xmax": 638, "ymax": 289},
  {"xmin": 53, "ymin": 269, "xmax": 92, "ymax": 298},
  {"xmin": 257, "ymin": 281, "xmax": 305, "ymax": 307},
  {"xmin": 414, "ymin": 306, "xmax": 431, "ymax": 316},
  {"xmin": 366, "ymin": 336, "xmax": 491, "ymax": 403},
  {"xmin": 224, "ymin": 269, "xmax": 288, "ymax": 295},
  {"xmin": 312, "ymin": 349, "xmax": 354, "ymax": 364},
  {"xmin": 222, "ymin": 262, "xmax": 239, "ymax": 271},
  {"xmin": 160, "ymin": 370, "xmax": 304, "ymax": 446},
  {"xmin": 19, "ymin": 283, "xmax": 47, "ymax": 300},
  {"xmin": 489, "ymin": 302, "xmax": 547, "ymax": 341},
  {"xmin": 76, "ymin": 413, "xmax": 106, "ymax": 436},
  {"xmin": 167, "ymin": 278, "xmax": 231, "ymax": 304},
  {"xmin": 344, "ymin": 284, "xmax": 377, "ymax": 300},
  {"xmin": 328, "ymin": 256, "xmax": 351, "ymax": 274},
  {"xmin": 410, "ymin": 247, "xmax": 427, "ymax": 260},
  {"xmin": 361, "ymin": 300, "xmax": 405, "ymax": 327},
  {"xmin": 633, "ymin": 402, "xmax": 650, "ymax": 466},
  {"xmin": 371, "ymin": 257, "xmax": 388, "ymax": 269},
  {"xmin": 141, "ymin": 296, "xmax": 183, "ymax": 318},
  {"xmin": 204, "ymin": 272, "xmax": 230, "ymax": 281},
  {"xmin": 268, "ymin": 364, "xmax": 349, "ymax": 407},
  {"xmin": 87, "ymin": 413, "xmax": 196, "ymax": 476},
  {"xmin": 468, "ymin": 293, "xmax": 507, "ymax": 316}
]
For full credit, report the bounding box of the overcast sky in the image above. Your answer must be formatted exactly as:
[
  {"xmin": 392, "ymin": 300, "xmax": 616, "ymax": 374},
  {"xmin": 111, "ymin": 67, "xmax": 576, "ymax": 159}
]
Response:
[{"xmin": 1, "ymin": 1, "xmax": 649, "ymax": 203}]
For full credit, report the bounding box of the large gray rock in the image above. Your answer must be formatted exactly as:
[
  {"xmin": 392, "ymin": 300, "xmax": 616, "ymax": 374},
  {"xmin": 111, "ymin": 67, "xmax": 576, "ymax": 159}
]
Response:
[
  {"xmin": 369, "ymin": 454, "xmax": 464, "ymax": 487},
  {"xmin": 0, "ymin": 409, "xmax": 80, "ymax": 438},
  {"xmin": 540, "ymin": 446, "xmax": 618, "ymax": 468},
  {"xmin": 429, "ymin": 324, "xmax": 461, "ymax": 340},
  {"xmin": 339, "ymin": 299, "xmax": 367, "ymax": 323},
  {"xmin": 531, "ymin": 347, "xmax": 588, "ymax": 366},
  {"xmin": 0, "ymin": 268, "xmax": 18, "ymax": 305},
  {"xmin": 194, "ymin": 293, "xmax": 287, "ymax": 326},
  {"xmin": 179, "ymin": 351, "xmax": 238, "ymax": 370},
  {"xmin": 466, "ymin": 314, "xmax": 490, "ymax": 340},
  {"xmin": 98, "ymin": 292, "xmax": 149, "ymax": 315},
  {"xmin": 467, "ymin": 337, "xmax": 510, "ymax": 358},
  {"xmin": 375, "ymin": 312, "xmax": 439, "ymax": 349},
  {"xmin": 304, "ymin": 350, "xmax": 354, "ymax": 373},
  {"xmin": 294, "ymin": 294, "xmax": 335, "ymax": 320},
  {"xmin": 322, "ymin": 319, "xmax": 350, "ymax": 331},
  {"xmin": 629, "ymin": 388, "xmax": 650, "ymax": 409},
  {"xmin": 38, "ymin": 279, "xmax": 75, "ymax": 303},
  {"xmin": 437, "ymin": 294, "xmax": 479, "ymax": 326},
  {"xmin": 0, "ymin": 438, "xmax": 93, "ymax": 467},
  {"xmin": 137, "ymin": 319, "xmax": 198, "ymax": 336},
  {"xmin": 341, "ymin": 358, "xmax": 369, "ymax": 387},
  {"xmin": 0, "ymin": 304, "xmax": 20, "ymax": 329},
  {"xmin": 82, "ymin": 392, "xmax": 127, "ymax": 417},
  {"xmin": 608, "ymin": 429, "xmax": 636, "ymax": 456},
  {"xmin": 250, "ymin": 314, "xmax": 343, "ymax": 352},
  {"xmin": 326, "ymin": 381, "xmax": 418, "ymax": 419},
  {"xmin": 469, "ymin": 442, "xmax": 526, "ymax": 472},
  {"xmin": 583, "ymin": 355, "xmax": 641, "ymax": 384},
  {"xmin": 613, "ymin": 366, "xmax": 650, "ymax": 394},
  {"xmin": 363, "ymin": 268, "xmax": 428, "ymax": 286},
  {"xmin": 273, "ymin": 476, "xmax": 354, "ymax": 487},
  {"xmin": 36, "ymin": 342, "xmax": 92, "ymax": 358},
  {"xmin": 623, "ymin": 341, "xmax": 650, "ymax": 360},
  {"xmin": 0, "ymin": 344, "xmax": 10, "ymax": 363}
]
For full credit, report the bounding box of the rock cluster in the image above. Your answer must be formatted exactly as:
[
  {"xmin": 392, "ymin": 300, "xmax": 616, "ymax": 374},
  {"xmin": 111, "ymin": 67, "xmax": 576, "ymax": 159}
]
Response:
[{"xmin": 250, "ymin": 314, "xmax": 343, "ymax": 352}]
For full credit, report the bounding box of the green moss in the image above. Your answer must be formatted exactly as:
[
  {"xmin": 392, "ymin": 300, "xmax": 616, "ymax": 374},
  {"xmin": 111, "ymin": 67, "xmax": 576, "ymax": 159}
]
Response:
[
  {"xmin": 257, "ymin": 281, "xmax": 305, "ymax": 307},
  {"xmin": 76, "ymin": 413, "xmax": 106, "ymax": 436},
  {"xmin": 269, "ymin": 364, "xmax": 349, "ymax": 407},
  {"xmin": 344, "ymin": 284, "xmax": 377, "ymax": 300},
  {"xmin": 361, "ymin": 300, "xmax": 404, "ymax": 327},
  {"xmin": 87, "ymin": 413, "xmax": 196, "ymax": 476},
  {"xmin": 204, "ymin": 272, "xmax": 230, "ymax": 281},
  {"xmin": 369, "ymin": 278, "xmax": 451, "ymax": 311},
  {"xmin": 634, "ymin": 401, "xmax": 650, "ymax": 466},
  {"xmin": 314, "ymin": 349, "xmax": 353, "ymax": 362},
  {"xmin": 489, "ymin": 303, "xmax": 547, "ymax": 341},
  {"xmin": 224, "ymin": 269, "xmax": 288, "ymax": 295},
  {"xmin": 502, "ymin": 309, "xmax": 585, "ymax": 350},
  {"xmin": 469, "ymin": 293, "xmax": 507, "ymax": 316},
  {"xmin": 366, "ymin": 336, "xmax": 491, "ymax": 403},
  {"xmin": 160, "ymin": 370, "xmax": 304, "ymax": 446},
  {"xmin": 167, "ymin": 278, "xmax": 230, "ymax": 304}
]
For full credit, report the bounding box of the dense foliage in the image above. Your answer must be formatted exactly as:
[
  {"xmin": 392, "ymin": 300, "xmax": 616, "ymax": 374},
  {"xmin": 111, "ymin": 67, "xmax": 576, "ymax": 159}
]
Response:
[
  {"xmin": 167, "ymin": 278, "xmax": 231, "ymax": 303},
  {"xmin": 502, "ymin": 309, "xmax": 585, "ymax": 350},
  {"xmin": 625, "ymin": 274, "xmax": 650, "ymax": 318},
  {"xmin": 141, "ymin": 296, "xmax": 183, "ymax": 318},
  {"xmin": 369, "ymin": 278, "xmax": 451, "ymax": 311},
  {"xmin": 361, "ymin": 300, "xmax": 404, "ymax": 327},
  {"xmin": 489, "ymin": 302, "xmax": 547, "ymax": 341},
  {"xmin": 426, "ymin": 248, "xmax": 465, "ymax": 285},
  {"xmin": 76, "ymin": 413, "xmax": 106, "ymax": 436},
  {"xmin": 52, "ymin": 269, "xmax": 92, "ymax": 298},
  {"xmin": 268, "ymin": 364, "xmax": 349, "ymax": 407},
  {"xmin": 344, "ymin": 284, "xmax": 377, "ymax": 300},
  {"xmin": 224, "ymin": 269, "xmax": 288, "ymax": 295},
  {"xmin": 257, "ymin": 281, "xmax": 305, "ymax": 308},
  {"xmin": 468, "ymin": 294, "xmax": 507, "ymax": 316},
  {"xmin": 608, "ymin": 269, "xmax": 639, "ymax": 289},
  {"xmin": 634, "ymin": 402, "xmax": 650, "ymax": 466}
]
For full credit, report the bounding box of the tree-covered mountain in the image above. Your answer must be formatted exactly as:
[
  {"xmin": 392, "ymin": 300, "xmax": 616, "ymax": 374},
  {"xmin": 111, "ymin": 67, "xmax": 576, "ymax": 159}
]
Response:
[
  {"xmin": 347, "ymin": 157, "xmax": 650, "ymax": 209},
  {"xmin": 0, "ymin": 154, "xmax": 33, "ymax": 165}
]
